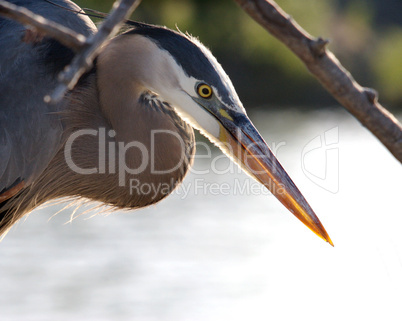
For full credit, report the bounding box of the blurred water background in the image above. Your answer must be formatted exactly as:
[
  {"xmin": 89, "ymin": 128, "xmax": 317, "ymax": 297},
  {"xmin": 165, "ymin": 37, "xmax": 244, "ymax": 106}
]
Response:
[
  {"xmin": 77, "ymin": 0, "xmax": 402, "ymax": 109},
  {"xmin": 1, "ymin": 109, "xmax": 401, "ymax": 321}
]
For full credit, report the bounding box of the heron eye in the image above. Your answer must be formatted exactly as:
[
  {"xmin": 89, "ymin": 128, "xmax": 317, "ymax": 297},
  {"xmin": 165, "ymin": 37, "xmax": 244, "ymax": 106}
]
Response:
[{"xmin": 197, "ymin": 83, "xmax": 213, "ymax": 99}]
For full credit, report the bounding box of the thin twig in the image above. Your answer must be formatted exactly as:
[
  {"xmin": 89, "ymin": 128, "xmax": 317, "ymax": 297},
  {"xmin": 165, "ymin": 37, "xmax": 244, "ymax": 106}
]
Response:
[
  {"xmin": 48, "ymin": 0, "xmax": 142, "ymax": 103},
  {"xmin": 0, "ymin": 0, "xmax": 85, "ymax": 51},
  {"xmin": 234, "ymin": 0, "xmax": 402, "ymax": 162}
]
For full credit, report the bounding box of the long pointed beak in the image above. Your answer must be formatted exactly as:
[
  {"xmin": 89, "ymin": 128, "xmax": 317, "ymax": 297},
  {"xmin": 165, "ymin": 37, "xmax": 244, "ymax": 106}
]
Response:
[{"xmin": 217, "ymin": 113, "xmax": 333, "ymax": 246}]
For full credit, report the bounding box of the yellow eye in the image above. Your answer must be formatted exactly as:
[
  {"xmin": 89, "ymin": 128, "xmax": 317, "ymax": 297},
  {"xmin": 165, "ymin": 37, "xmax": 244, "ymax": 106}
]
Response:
[{"xmin": 197, "ymin": 83, "xmax": 213, "ymax": 99}]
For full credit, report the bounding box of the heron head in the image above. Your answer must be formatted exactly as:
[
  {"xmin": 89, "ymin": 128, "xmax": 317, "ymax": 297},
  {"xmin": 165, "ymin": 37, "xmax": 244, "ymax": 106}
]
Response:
[{"xmin": 118, "ymin": 25, "xmax": 332, "ymax": 245}]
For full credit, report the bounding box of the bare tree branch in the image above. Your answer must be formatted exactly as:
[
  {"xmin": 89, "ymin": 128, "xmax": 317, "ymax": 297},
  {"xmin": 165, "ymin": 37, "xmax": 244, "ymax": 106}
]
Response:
[
  {"xmin": 234, "ymin": 0, "xmax": 402, "ymax": 162},
  {"xmin": 0, "ymin": 0, "xmax": 142, "ymax": 103},
  {"xmin": 49, "ymin": 0, "xmax": 142, "ymax": 102},
  {"xmin": 0, "ymin": 0, "xmax": 85, "ymax": 50}
]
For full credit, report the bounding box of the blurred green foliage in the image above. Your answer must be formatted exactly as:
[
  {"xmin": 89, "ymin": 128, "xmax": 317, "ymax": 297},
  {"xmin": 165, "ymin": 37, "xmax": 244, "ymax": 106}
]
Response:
[{"xmin": 75, "ymin": 0, "xmax": 402, "ymax": 109}]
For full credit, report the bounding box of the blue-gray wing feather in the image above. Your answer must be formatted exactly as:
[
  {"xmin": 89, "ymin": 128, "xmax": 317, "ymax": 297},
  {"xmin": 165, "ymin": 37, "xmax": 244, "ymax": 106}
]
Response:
[{"xmin": 0, "ymin": 0, "xmax": 97, "ymax": 192}]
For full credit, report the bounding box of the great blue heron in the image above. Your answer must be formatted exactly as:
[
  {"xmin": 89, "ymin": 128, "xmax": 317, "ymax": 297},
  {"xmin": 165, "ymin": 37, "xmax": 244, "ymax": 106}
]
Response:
[{"xmin": 0, "ymin": 0, "xmax": 332, "ymax": 245}]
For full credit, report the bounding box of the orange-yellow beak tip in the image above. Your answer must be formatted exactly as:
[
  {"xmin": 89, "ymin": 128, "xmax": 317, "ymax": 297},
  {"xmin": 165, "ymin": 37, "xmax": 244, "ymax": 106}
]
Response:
[
  {"xmin": 215, "ymin": 114, "xmax": 334, "ymax": 247},
  {"xmin": 326, "ymin": 235, "xmax": 334, "ymax": 247},
  {"xmin": 311, "ymin": 224, "xmax": 334, "ymax": 246}
]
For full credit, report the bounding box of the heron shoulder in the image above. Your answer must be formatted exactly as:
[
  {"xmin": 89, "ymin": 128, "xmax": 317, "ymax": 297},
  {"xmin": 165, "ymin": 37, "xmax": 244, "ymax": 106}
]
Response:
[{"xmin": 0, "ymin": 0, "xmax": 96, "ymax": 194}]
